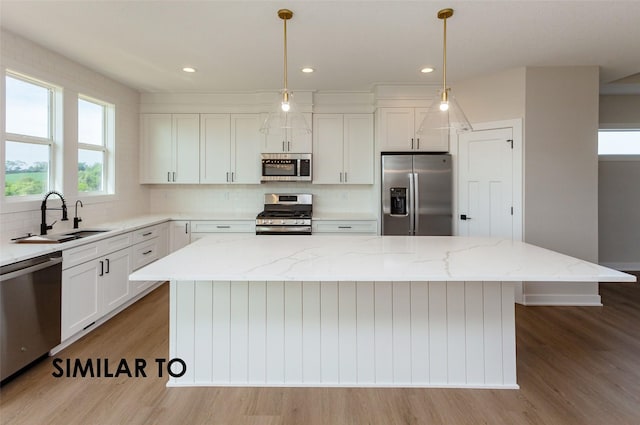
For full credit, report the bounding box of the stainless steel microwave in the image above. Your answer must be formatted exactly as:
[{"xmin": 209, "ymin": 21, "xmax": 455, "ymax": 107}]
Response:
[{"xmin": 261, "ymin": 153, "xmax": 312, "ymax": 182}]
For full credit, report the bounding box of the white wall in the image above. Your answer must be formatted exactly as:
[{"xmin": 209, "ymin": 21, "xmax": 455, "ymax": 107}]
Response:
[
  {"xmin": 598, "ymin": 94, "xmax": 640, "ymax": 270},
  {"xmin": 522, "ymin": 66, "xmax": 601, "ymax": 304},
  {"xmin": 149, "ymin": 184, "xmax": 376, "ymax": 217},
  {"xmin": 0, "ymin": 30, "xmax": 148, "ymax": 240},
  {"xmin": 454, "ymin": 67, "xmax": 526, "ymax": 123}
]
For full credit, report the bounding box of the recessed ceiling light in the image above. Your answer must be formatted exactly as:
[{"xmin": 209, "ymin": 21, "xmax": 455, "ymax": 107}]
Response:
[
  {"xmin": 182, "ymin": 67, "xmax": 197, "ymax": 73},
  {"xmin": 301, "ymin": 67, "xmax": 314, "ymax": 73},
  {"xmin": 421, "ymin": 67, "xmax": 435, "ymax": 74}
]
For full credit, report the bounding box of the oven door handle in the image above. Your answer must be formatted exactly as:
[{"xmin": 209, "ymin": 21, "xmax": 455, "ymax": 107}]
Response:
[{"xmin": 255, "ymin": 225, "xmax": 311, "ymax": 234}]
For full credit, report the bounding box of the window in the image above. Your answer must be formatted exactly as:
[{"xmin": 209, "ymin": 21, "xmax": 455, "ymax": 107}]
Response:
[
  {"xmin": 77, "ymin": 96, "xmax": 114, "ymax": 194},
  {"xmin": 598, "ymin": 130, "xmax": 640, "ymax": 156},
  {"xmin": 4, "ymin": 72, "xmax": 55, "ymax": 197}
]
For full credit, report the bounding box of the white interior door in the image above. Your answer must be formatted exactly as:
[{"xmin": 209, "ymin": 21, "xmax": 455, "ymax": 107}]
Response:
[{"xmin": 458, "ymin": 128, "xmax": 514, "ymax": 239}]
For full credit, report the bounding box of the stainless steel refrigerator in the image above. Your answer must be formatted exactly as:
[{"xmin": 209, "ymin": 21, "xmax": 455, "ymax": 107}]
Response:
[{"xmin": 381, "ymin": 153, "xmax": 452, "ymax": 236}]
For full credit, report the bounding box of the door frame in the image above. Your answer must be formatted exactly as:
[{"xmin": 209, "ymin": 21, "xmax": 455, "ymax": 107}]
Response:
[{"xmin": 451, "ymin": 118, "xmax": 524, "ymax": 302}]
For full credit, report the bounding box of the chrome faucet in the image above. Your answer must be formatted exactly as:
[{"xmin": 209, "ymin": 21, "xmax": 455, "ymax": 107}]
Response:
[
  {"xmin": 40, "ymin": 191, "xmax": 69, "ymax": 235},
  {"xmin": 74, "ymin": 200, "xmax": 83, "ymax": 229}
]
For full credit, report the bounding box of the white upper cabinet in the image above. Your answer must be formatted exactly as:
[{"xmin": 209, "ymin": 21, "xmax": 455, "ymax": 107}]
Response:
[
  {"xmin": 261, "ymin": 112, "xmax": 313, "ymax": 153},
  {"xmin": 313, "ymin": 114, "xmax": 374, "ymax": 184},
  {"xmin": 140, "ymin": 114, "xmax": 200, "ymax": 183},
  {"xmin": 200, "ymin": 114, "xmax": 261, "ymax": 184},
  {"xmin": 377, "ymin": 107, "xmax": 448, "ymax": 152}
]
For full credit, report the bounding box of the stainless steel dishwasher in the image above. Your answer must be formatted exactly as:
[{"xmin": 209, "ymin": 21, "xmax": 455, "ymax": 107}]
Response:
[{"xmin": 1, "ymin": 251, "xmax": 62, "ymax": 382}]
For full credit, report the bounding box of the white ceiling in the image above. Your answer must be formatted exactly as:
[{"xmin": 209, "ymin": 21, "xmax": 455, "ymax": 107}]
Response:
[{"xmin": 1, "ymin": 0, "xmax": 639, "ymax": 94}]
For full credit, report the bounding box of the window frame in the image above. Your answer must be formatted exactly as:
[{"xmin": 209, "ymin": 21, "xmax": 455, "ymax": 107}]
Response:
[
  {"xmin": 77, "ymin": 94, "xmax": 115, "ymax": 195},
  {"xmin": 598, "ymin": 129, "xmax": 640, "ymax": 161},
  {"xmin": 3, "ymin": 71, "xmax": 58, "ymax": 201}
]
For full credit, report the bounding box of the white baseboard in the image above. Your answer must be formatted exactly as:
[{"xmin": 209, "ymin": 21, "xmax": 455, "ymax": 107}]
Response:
[
  {"xmin": 599, "ymin": 262, "xmax": 640, "ymax": 271},
  {"xmin": 522, "ymin": 293, "xmax": 602, "ymax": 306}
]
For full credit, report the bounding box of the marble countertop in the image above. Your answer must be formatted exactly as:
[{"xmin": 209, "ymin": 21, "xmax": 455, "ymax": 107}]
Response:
[
  {"xmin": 129, "ymin": 234, "xmax": 635, "ymax": 283},
  {"xmin": 0, "ymin": 215, "xmax": 172, "ymax": 267}
]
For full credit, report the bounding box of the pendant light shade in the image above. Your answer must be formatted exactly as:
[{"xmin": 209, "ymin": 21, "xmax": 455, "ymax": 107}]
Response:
[
  {"xmin": 417, "ymin": 8, "xmax": 472, "ymax": 138},
  {"xmin": 260, "ymin": 9, "xmax": 311, "ymax": 136}
]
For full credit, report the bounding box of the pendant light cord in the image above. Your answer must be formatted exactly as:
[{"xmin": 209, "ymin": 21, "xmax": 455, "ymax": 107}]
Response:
[
  {"xmin": 283, "ymin": 16, "xmax": 288, "ymax": 92},
  {"xmin": 442, "ymin": 15, "xmax": 447, "ymax": 93}
]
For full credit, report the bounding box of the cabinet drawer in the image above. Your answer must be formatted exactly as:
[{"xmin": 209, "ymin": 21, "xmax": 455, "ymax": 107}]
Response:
[
  {"xmin": 132, "ymin": 240, "xmax": 160, "ymax": 271},
  {"xmin": 191, "ymin": 220, "xmax": 255, "ymax": 233},
  {"xmin": 312, "ymin": 220, "xmax": 378, "ymax": 234},
  {"xmin": 132, "ymin": 223, "xmax": 163, "ymax": 243},
  {"xmin": 63, "ymin": 233, "xmax": 132, "ymax": 269}
]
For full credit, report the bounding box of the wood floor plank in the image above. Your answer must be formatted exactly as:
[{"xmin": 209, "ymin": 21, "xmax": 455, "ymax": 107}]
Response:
[{"xmin": 1, "ymin": 279, "xmax": 639, "ymax": 425}]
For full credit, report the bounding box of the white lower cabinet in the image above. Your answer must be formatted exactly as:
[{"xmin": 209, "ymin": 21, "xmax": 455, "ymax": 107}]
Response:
[
  {"xmin": 61, "ymin": 222, "xmax": 170, "ymax": 342},
  {"xmin": 61, "ymin": 259, "xmax": 101, "ymax": 341},
  {"xmin": 170, "ymin": 220, "xmax": 191, "ymax": 252},
  {"xmin": 61, "ymin": 246, "xmax": 131, "ymax": 341},
  {"xmin": 312, "ymin": 220, "xmax": 378, "ymax": 235},
  {"xmin": 190, "ymin": 220, "xmax": 255, "ymax": 242}
]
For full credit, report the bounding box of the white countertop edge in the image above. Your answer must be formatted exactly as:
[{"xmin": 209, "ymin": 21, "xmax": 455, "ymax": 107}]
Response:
[{"xmin": 128, "ymin": 234, "xmax": 636, "ymax": 284}]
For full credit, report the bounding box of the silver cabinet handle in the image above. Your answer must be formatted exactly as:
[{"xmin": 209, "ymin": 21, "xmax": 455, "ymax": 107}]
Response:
[
  {"xmin": 226, "ymin": 172, "xmax": 229, "ymax": 182},
  {"xmin": 231, "ymin": 172, "xmax": 235, "ymax": 182},
  {"xmin": 142, "ymin": 231, "xmax": 152, "ymax": 237},
  {"xmin": 167, "ymin": 172, "xmax": 171, "ymax": 182},
  {"xmin": 216, "ymin": 225, "xmax": 231, "ymax": 229},
  {"xmin": 344, "ymin": 172, "xmax": 348, "ymax": 182},
  {"xmin": 338, "ymin": 226, "xmax": 352, "ymax": 229},
  {"xmin": 282, "ymin": 141, "xmax": 285, "ymax": 152},
  {"xmin": 411, "ymin": 138, "xmax": 414, "ymax": 149},
  {"xmin": 172, "ymin": 171, "xmax": 176, "ymax": 182},
  {"xmin": 143, "ymin": 250, "xmax": 153, "ymax": 255},
  {"xmin": 339, "ymin": 172, "xmax": 343, "ymax": 183},
  {"xmin": 416, "ymin": 138, "xmax": 420, "ymax": 149},
  {"xmin": 288, "ymin": 141, "xmax": 291, "ymax": 151}
]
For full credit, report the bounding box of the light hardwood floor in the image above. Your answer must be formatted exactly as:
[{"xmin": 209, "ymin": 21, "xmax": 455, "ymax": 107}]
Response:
[{"xmin": 1, "ymin": 276, "xmax": 639, "ymax": 425}]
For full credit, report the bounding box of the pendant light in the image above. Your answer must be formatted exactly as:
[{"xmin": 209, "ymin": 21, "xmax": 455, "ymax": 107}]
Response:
[
  {"xmin": 417, "ymin": 8, "xmax": 472, "ymax": 140},
  {"xmin": 259, "ymin": 9, "xmax": 311, "ymax": 136}
]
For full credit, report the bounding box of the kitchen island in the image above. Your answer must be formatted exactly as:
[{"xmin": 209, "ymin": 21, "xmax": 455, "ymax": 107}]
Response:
[{"xmin": 130, "ymin": 234, "xmax": 634, "ymax": 389}]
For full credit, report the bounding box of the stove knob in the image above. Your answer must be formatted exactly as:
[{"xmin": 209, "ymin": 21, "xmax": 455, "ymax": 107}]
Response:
[{"xmin": 267, "ymin": 220, "xmax": 272, "ymax": 225}]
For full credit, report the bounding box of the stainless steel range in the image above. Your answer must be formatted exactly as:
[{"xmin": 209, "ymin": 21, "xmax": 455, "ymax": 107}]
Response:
[{"xmin": 256, "ymin": 193, "xmax": 312, "ymax": 235}]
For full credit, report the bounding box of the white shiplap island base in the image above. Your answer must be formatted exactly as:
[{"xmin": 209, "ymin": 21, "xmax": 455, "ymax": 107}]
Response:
[{"xmin": 130, "ymin": 235, "xmax": 634, "ymax": 389}]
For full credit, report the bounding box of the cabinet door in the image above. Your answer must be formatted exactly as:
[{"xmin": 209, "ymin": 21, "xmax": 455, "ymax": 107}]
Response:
[
  {"xmin": 288, "ymin": 112, "xmax": 313, "ymax": 153},
  {"xmin": 173, "ymin": 114, "xmax": 200, "ymax": 183},
  {"xmin": 261, "ymin": 112, "xmax": 312, "ymax": 153},
  {"xmin": 343, "ymin": 114, "xmax": 374, "ymax": 184},
  {"xmin": 62, "ymin": 259, "xmax": 100, "ymax": 340},
  {"xmin": 231, "ymin": 114, "xmax": 261, "ymax": 184},
  {"xmin": 170, "ymin": 221, "xmax": 191, "ymax": 252},
  {"xmin": 312, "ymin": 114, "xmax": 344, "ymax": 184},
  {"xmin": 378, "ymin": 108, "xmax": 415, "ymax": 151},
  {"xmin": 140, "ymin": 114, "xmax": 173, "ymax": 183},
  {"xmin": 413, "ymin": 107, "xmax": 448, "ymax": 152},
  {"xmin": 102, "ymin": 248, "xmax": 132, "ymax": 313},
  {"xmin": 200, "ymin": 114, "xmax": 231, "ymax": 183}
]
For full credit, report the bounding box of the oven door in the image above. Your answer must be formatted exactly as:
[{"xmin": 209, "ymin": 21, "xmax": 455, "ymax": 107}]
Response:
[{"xmin": 255, "ymin": 225, "xmax": 312, "ymax": 235}]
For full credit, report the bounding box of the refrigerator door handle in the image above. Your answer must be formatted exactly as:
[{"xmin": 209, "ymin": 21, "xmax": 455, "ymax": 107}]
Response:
[
  {"xmin": 413, "ymin": 172, "xmax": 420, "ymax": 235},
  {"xmin": 408, "ymin": 172, "xmax": 415, "ymax": 235}
]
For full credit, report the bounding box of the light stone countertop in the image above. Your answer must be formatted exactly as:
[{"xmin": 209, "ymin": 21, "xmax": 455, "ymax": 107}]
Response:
[
  {"xmin": 129, "ymin": 234, "xmax": 636, "ymax": 283},
  {"xmin": 0, "ymin": 214, "xmax": 173, "ymax": 267}
]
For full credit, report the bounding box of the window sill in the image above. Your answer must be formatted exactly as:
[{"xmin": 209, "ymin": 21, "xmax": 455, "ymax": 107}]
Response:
[{"xmin": 598, "ymin": 155, "xmax": 640, "ymax": 162}]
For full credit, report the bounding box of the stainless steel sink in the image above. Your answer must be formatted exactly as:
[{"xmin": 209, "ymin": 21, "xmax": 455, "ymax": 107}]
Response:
[
  {"xmin": 13, "ymin": 229, "xmax": 110, "ymax": 244},
  {"xmin": 62, "ymin": 230, "xmax": 110, "ymax": 238}
]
